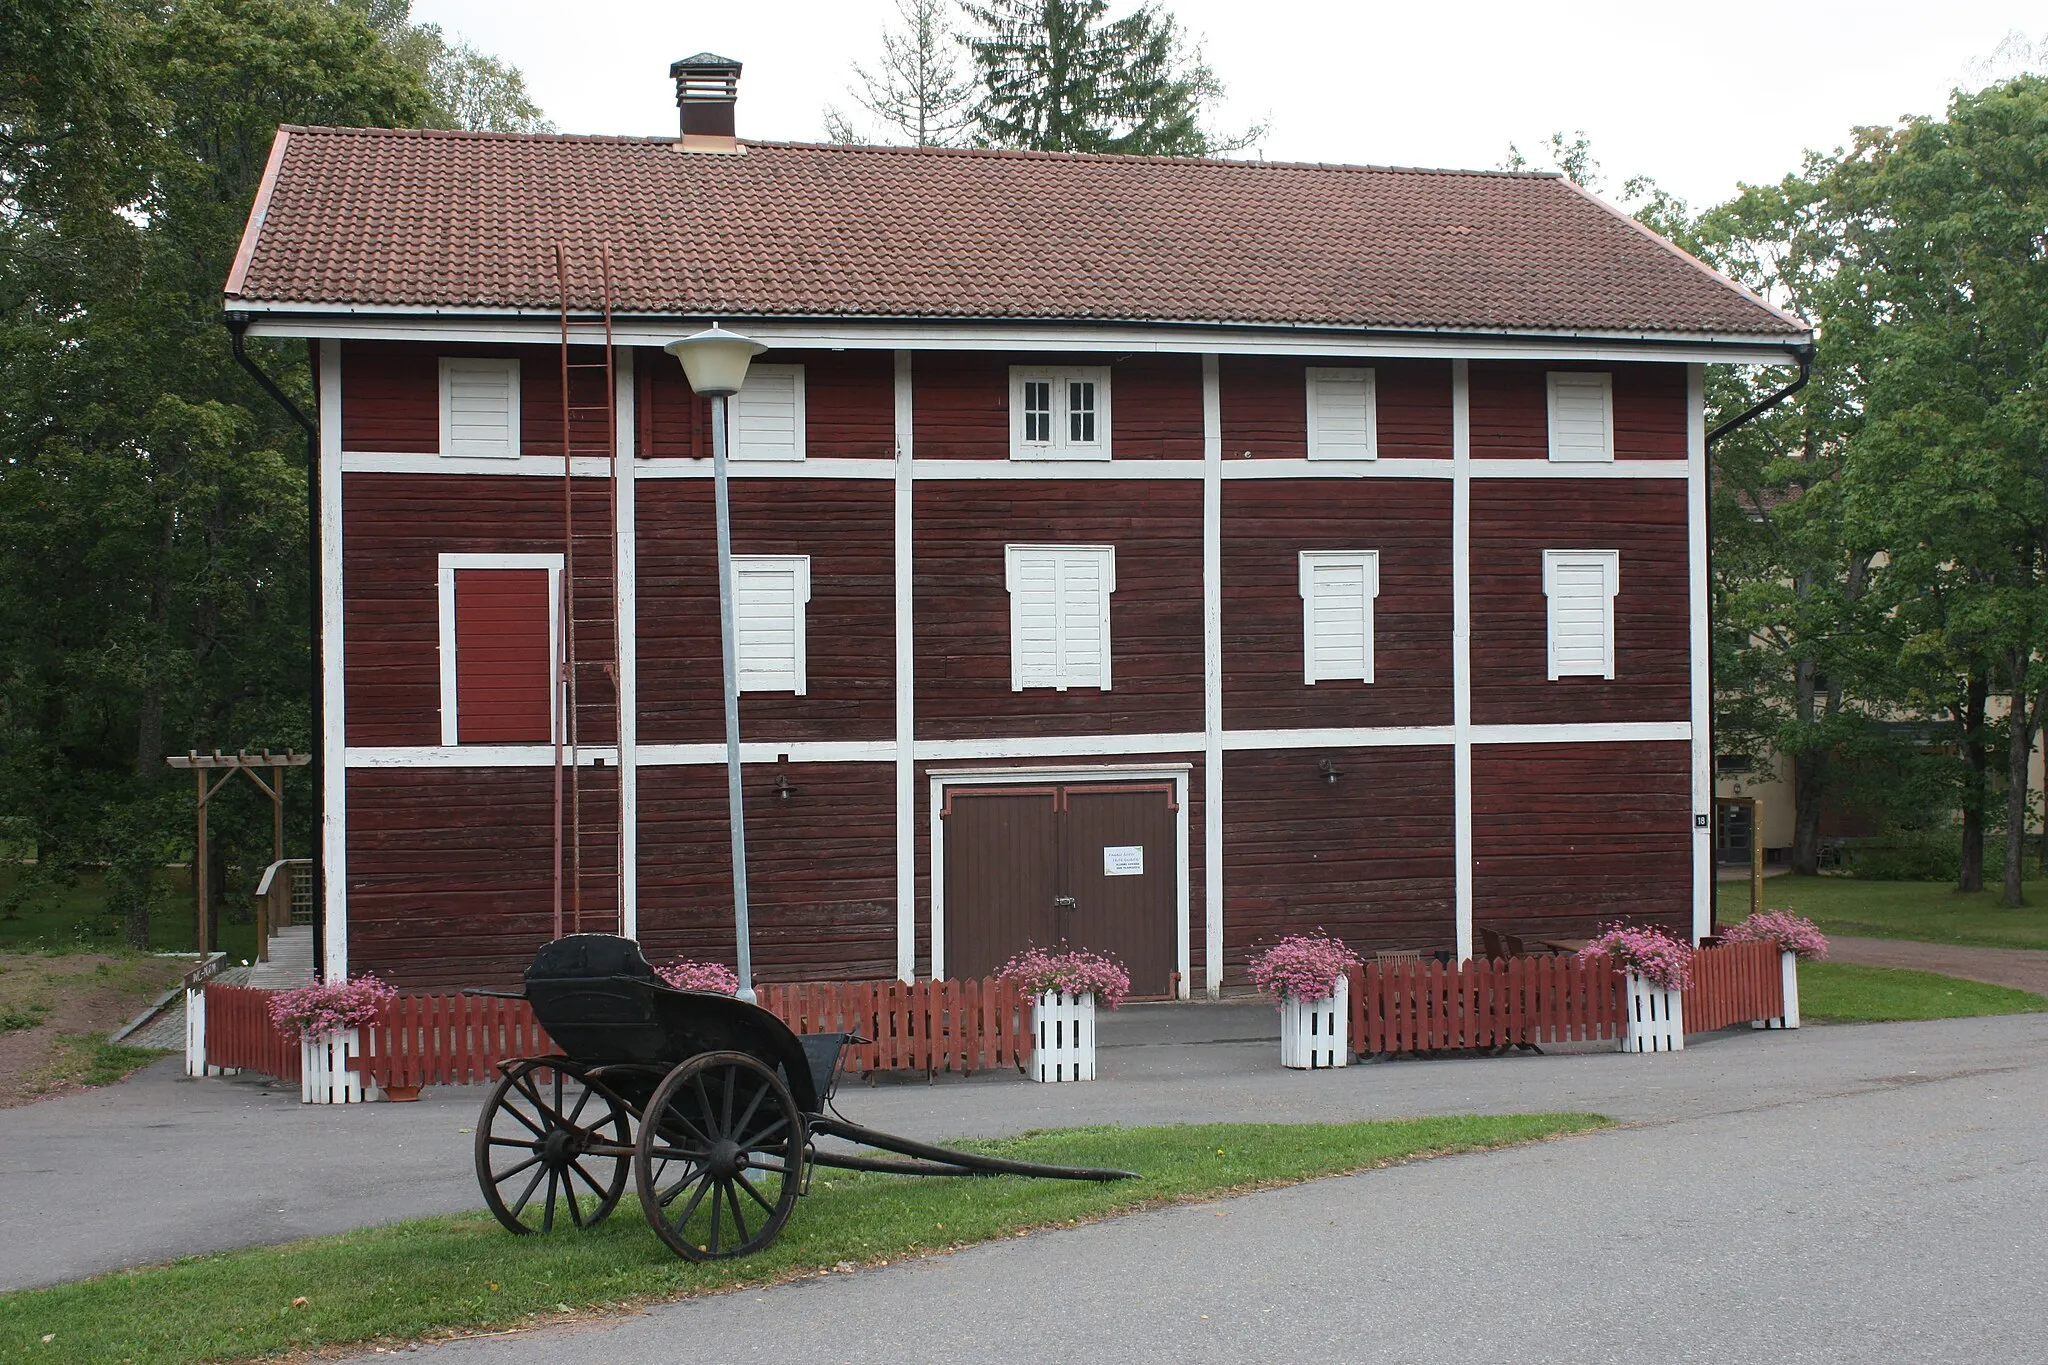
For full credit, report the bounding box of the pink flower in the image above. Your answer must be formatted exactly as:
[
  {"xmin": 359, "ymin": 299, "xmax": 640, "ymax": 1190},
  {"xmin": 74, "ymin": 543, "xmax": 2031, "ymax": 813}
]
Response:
[
  {"xmin": 998, "ymin": 947, "xmax": 1131, "ymax": 1009},
  {"xmin": 1578, "ymin": 923, "xmax": 1693, "ymax": 991},
  {"xmin": 1722, "ymin": 911, "xmax": 1829, "ymax": 961},
  {"xmin": 267, "ymin": 974, "xmax": 396, "ymax": 1040},
  {"xmin": 1247, "ymin": 934, "xmax": 1360, "ymax": 1004},
  {"xmin": 655, "ymin": 959, "xmax": 742, "ymax": 995}
]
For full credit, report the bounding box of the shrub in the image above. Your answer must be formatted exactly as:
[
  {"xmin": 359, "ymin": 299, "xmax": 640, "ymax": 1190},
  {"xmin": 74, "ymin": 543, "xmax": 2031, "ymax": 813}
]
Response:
[
  {"xmin": 1722, "ymin": 911, "xmax": 1828, "ymax": 961},
  {"xmin": 1578, "ymin": 923, "xmax": 1693, "ymax": 992},
  {"xmin": 654, "ymin": 959, "xmax": 741, "ymax": 994},
  {"xmin": 1247, "ymin": 934, "xmax": 1361, "ymax": 1004},
  {"xmin": 998, "ymin": 947, "xmax": 1131, "ymax": 1009},
  {"xmin": 266, "ymin": 975, "xmax": 396, "ymax": 1040}
]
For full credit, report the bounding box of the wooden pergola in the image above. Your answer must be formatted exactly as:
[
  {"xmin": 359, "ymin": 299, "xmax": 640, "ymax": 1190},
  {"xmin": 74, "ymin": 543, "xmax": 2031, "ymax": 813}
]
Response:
[{"xmin": 165, "ymin": 749, "xmax": 311, "ymax": 955}]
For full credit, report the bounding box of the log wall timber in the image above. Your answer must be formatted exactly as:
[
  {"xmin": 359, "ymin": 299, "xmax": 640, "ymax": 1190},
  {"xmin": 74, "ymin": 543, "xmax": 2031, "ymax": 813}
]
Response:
[
  {"xmin": 910, "ymin": 352, "xmax": 1203, "ymax": 459},
  {"xmin": 1217, "ymin": 357, "xmax": 1453, "ymax": 459},
  {"xmin": 637, "ymin": 479, "xmax": 895, "ymax": 745},
  {"xmin": 1468, "ymin": 478, "xmax": 1690, "ymax": 724},
  {"xmin": 1222, "ymin": 477, "xmax": 1453, "ymax": 728},
  {"xmin": 342, "ymin": 473, "xmax": 617, "ymax": 747},
  {"xmin": 1468, "ymin": 360, "xmax": 1688, "ymax": 460},
  {"xmin": 637, "ymin": 762, "xmax": 897, "ymax": 981},
  {"xmin": 637, "ymin": 347, "xmax": 895, "ymax": 460},
  {"xmin": 337, "ymin": 339, "xmax": 615, "ymax": 457},
  {"xmin": 913, "ymin": 480, "xmax": 1203, "ymax": 738},
  {"xmin": 1471, "ymin": 740, "xmax": 1692, "ymax": 940},
  {"xmin": 1220, "ymin": 745, "xmax": 1456, "ymax": 978}
]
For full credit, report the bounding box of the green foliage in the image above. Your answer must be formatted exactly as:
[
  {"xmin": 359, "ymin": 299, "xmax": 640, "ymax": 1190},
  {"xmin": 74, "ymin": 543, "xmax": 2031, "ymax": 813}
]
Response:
[
  {"xmin": 0, "ymin": 1002, "xmax": 49, "ymax": 1033},
  {"xmin": 1798, "ymin": 961, "xmax": 2048, "ymax": 1021},
  {"xmin": 1714, "ymin": 875, "xmax": 2048, "ymax": 950},
  {"xmin": 0, "ymin": 1116, "xmax": 1606, "ymax": 1361},
  {"xmin": 962, "ymin": 0, "xmax": 1259, "ymax": 155}
]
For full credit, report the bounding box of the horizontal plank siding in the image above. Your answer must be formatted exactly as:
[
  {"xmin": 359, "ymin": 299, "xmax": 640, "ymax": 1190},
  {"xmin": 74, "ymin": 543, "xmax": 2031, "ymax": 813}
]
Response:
[
  {"xmin": 1219, "ymin": 357, "xmax": 1453, "ymax": 459},
  {"xmin": 1468, "ymin": 361, "xmax": 1687, "ymax": 460}
]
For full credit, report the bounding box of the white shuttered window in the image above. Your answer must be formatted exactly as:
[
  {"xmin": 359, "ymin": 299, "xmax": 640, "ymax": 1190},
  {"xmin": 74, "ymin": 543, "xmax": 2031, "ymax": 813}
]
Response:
[
  {"xmin": 439, "ymin": 358, "xmax": 521, "ymax": 458},
  {"xmin": 731, "ymin": 365, "xmax": 806, "ymax": 460},
  {"xmin": 1005, "ymin": 544, "xmax": 1116, "ymax": 690},
  {"xmin": 1542, "ymin": 550, "xmax": 1620, "ymax": 679},
  {"xmin": 1010, "ymin": 367, "xmax": 1111, "ymax": 460},
  {"xmin": 1298, "ymin": 551, "xmax": 1381, "ymax": 684},
  {"xmin": 1547, "ymin": 372, "xmax": 1615, "ymax": 462},
  {"xmin": 734, "ymin": 555, "xmax": 812, "ymax": 694},
  {"xmin": 1305, "ymin": 368, "xmax": 1378, "ymax": 460}
]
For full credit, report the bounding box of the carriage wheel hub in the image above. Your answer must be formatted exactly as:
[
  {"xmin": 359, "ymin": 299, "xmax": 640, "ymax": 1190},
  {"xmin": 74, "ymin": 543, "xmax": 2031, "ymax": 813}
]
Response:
[
  {"xmin": 708, "ymin": 1139, "xmax": 742, "ymax": 1179},
  {"xmin": 543, "ymin": 1129, "xmax": 575, "ymax": 1165}
]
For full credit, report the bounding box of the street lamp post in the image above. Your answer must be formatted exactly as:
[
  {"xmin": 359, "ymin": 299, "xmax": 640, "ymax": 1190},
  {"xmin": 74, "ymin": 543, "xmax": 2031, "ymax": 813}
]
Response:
[{"xmin": 665, "ymin": 325, "xmax": 768, "ymax": 1002}]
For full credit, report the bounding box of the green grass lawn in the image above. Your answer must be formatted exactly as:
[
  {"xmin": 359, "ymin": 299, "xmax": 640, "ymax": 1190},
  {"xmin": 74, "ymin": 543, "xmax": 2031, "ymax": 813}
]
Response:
[
  {"xmin": 1799, "ymin": 961, "xmax": 2048, "ymax": 1022},
  {"xmin": 0, "ymin": 1115, "xmax": 1606, "ymax": 1364},
  {"xmin": 0, "ymin": 866, "xmax": 255, "ymax": 961},
  {"xmin": 1717, "ymin": 875, "xmax": 2048, "ymax": 951}
]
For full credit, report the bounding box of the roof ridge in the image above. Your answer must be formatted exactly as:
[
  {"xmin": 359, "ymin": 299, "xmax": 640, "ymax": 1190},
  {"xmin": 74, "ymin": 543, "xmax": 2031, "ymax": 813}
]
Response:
[{"xmin": 276, "ymin": 123, "xmax": 1565, "ymax": 179}]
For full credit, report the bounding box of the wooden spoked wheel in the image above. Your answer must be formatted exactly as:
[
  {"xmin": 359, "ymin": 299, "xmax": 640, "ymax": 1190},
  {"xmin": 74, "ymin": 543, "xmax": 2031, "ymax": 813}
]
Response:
[
  {"xmin": 475, "ymin": 1060, "xmax": 631, "ymax": 1234},
  {"xmin": 635, "ymin": 1051, "xmax": 804, "ymax": 1261}
]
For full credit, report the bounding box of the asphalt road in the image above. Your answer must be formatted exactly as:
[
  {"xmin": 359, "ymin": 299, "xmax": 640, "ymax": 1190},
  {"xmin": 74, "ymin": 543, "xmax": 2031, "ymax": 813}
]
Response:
[
  {"xmin": 388, "ymin": 1018, "xmax": 2048, "ymax": 1365},
  {"xmin": 4, "ymin": 1005, "xmax": 2046, "ymax": 1305}
]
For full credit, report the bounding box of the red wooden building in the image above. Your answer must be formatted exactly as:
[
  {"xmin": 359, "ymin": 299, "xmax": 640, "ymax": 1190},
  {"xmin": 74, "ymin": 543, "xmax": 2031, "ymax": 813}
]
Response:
[{"xmin": 225, "ymin": 58, "xmax": 1811, "ymax": 996}]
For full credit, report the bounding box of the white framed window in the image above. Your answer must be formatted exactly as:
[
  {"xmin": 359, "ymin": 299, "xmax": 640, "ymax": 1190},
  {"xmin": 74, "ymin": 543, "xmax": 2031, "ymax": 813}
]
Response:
[
  {"xmin": 1004, "ymin": 544, "xmax": 1116, "ymax": 690},
  {"xmin": 731, "ymin": 364, "xmax": 806, "ymax": 461},
  {"xmin": 436, "ymin": 553, "xmax": 562, "ymax": 745},
  {"xmin": 1547, "ymin": 371, "xmax": 1614, "ymax": 463},
  {"xmin": 1305, "ymin": 367, "xmax": 1378, "ymax": 460},
  {"xmin": 1009, "ymin": 367, "xmax": 1111, "ymax": 460},
  {"xmin": 438, "ymin": 358, "xmax": 521, "ymax": 459},
  {"xmin": 1542, "ymin": 550, "xmax": 1620, "ymax": 679},
  {"xmin": 734, "ymin": 555, "xmax": 812, "ymax": 694},
  {"xmin": 1298, "ymin": 551, "xmax": 1381, "ymax": 684}
]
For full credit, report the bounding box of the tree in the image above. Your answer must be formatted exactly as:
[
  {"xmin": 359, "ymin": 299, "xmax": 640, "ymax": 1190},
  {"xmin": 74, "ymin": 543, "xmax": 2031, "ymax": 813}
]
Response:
[
  {"xmin": 338, "ymin": 0, "xmax": 552, "ymax": 133},
  {"xmin": 961, "ymin": 0, "xmax": 1261, "ymax": 156},
  {"xmin": 826, "ymin": 0, "xmax": 975, "ymax": 146}
]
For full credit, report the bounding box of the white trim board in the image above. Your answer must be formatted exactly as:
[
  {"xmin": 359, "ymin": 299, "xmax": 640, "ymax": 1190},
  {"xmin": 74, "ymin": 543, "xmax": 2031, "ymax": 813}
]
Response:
[
  {"xmin": 1451, "ymin": 358, "xmax": 1474, "ymax": 965},
  {"xmin": 893, "ymin": 349, "xmax": 917, "ymax": 983},
  {"xmin": 434, "ymin": 553, "xmax": 564, "ymax": 746},
  {"xmin": 927, "ymin": 763, "xmax": 1192, "ymax": 998},
  {"xmin": 320, "ymin": 339, "xmax": 348, "ymax": 977},
  {"xmin": 1687, "ymin": 362, "xmax": 1713, "ymax": 941},
  {"xmin": 1200, "ymin": 353, "xmax": 1224, "ymax": 999},
  {"xmin": 614, "ymin": 358, "xmax": 639, "ymax": 938}
]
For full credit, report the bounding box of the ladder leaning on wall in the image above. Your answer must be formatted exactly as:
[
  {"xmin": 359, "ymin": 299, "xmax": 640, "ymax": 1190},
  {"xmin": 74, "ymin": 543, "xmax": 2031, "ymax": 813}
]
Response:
[{"xmin": 552, "ymin": 243, "xmax": 624, "ymax": 938}]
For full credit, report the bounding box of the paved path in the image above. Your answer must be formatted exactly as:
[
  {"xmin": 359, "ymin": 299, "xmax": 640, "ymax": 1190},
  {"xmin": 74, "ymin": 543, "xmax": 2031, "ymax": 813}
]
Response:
[
  {"xmin": 397, "ymin": 1030, "xmax": 2048, "ymax": 1365},
  {"xmin": 4, "ymin": 1005, "xmax": 2047, "ymax": 1295},
  {"xmin": 1824, "ymin": 935, "xmax": 2048, "ymax": 995}
]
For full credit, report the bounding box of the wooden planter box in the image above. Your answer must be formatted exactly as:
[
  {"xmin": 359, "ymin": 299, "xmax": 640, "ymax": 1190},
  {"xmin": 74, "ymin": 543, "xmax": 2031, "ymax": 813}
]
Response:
[
  {"xmin": 1031, "ymin": 990, "xmax": 1097, "ymax": 1082},
  {"xmin": 301, "ymin": 1029, "xmax": 370, "ymax": 1104},
  {"xmin": 1753, "ymin": 950, "xmax": 1803, "ymax": 1030},
  {"xmin": 1621, "ymin": 974, "xmax": 1684, "ymax": 1053},
  {"xmin": 1280, "ymin": 976, "xmax": 1350, "ymax": 1069}
]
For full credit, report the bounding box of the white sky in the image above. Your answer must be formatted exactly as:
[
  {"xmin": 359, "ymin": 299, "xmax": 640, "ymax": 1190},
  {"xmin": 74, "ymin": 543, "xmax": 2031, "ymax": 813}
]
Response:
[{"xmin": 411, "ymin": 0, "xmax": 2041, "ymax": 209}]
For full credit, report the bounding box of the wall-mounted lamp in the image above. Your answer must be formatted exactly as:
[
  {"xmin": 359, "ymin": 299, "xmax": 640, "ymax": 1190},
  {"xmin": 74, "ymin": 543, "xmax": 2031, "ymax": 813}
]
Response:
[
  {"xmin": 1319, "ymin": 758, "xmax": 1342, "ymax": 785},
  {"xmin": 775, "ymin": 753, "xmax": 797, "ymax": 802}
]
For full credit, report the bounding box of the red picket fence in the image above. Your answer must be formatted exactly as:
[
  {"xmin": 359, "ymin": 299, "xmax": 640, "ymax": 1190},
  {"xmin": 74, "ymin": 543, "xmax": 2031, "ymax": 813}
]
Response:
[
  {"xmin": 356, "ymin": 992, "xmax": 558, "ymax": 1090},
  {"xmin": 203, "ymin": 983, "xmax": 302, "ymax": 1081},
  {"xmin": 1349, "ymin": 953, "xmax": 1625, "ymax": 1055},
  {"xmin": 758, "ymin": 976, "xmax": 1033, "ymax": 1077},
  {"xmin": 1682, "ymin": 939, "xmax": 1785, "ymax": 1032}
]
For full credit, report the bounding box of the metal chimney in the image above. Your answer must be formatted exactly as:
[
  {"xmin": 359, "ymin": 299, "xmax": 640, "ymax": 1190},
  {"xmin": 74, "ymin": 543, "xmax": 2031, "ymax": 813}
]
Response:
[{"xmin": 671, "ymin": 53, "xmax": 742, "ymax": 153}]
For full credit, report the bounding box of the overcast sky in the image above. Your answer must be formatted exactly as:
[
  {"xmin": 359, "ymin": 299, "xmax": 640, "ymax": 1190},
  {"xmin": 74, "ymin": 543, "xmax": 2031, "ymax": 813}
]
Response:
[{"xmin": 412, "ymin": 0, "xmax": 2041, "ymax": 210}]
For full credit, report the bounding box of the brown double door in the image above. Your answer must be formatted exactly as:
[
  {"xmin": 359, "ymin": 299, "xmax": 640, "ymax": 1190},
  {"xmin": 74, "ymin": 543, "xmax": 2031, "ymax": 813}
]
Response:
[{"xmin": 942, "ymin": 781, "xmax": 1177, "ymax": 997}]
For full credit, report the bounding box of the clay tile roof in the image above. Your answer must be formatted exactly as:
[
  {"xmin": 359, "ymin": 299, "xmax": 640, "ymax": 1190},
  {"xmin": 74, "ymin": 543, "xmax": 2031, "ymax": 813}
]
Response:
[{"xmin": 226, "ymin": 127, "xmax": 1808, "ymax": 339}]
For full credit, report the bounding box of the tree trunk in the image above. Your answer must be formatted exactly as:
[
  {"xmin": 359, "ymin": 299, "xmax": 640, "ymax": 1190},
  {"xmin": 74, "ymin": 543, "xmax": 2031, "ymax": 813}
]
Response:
[
  {"xmin": 1960, "ymin": 669, "xmax": 1989, "ymax": 893},
  {"xmin": 1790, "ymin": 653, "xmax": 1825, "ymax": 875},
  {"xmin": 2002, "ymin": 677, "xmax": 2032, "ymax": 906}
]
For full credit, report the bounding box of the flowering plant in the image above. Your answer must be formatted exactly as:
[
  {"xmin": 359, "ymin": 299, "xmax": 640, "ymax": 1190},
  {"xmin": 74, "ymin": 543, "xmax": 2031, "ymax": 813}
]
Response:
[
  {"xmin": 1578, "ymin": 923, "xmax": 1693, "ymax": 992},
  {"xmin": 1247, "ymin": 933, "xmax": 1361, "ymax": 1004},
  {"xmin": 1721, "ymin": 911, "xmax": 1829, "ymax": 961},
  {"xmin": 266, "ymin": 974, "xmax": 396, "ymax": 1040},
  {"xmin": 998, "ymin": 947, "xmax": 1131, "ymax": 1009},
  {"xmin": 655, "ymin": 958, "xmax": 742, "ymax": 995}
]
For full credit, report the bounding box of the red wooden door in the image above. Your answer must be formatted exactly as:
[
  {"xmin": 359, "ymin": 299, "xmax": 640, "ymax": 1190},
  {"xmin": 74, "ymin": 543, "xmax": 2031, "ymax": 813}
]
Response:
[{"xmin": 942, "ymin": 781, "xmax": 1176, "ymax": 997}]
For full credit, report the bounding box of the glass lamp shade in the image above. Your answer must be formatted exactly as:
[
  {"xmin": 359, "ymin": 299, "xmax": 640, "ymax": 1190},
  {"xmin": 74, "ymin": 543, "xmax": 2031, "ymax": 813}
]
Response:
[{"xmin": 664, "ymin": 325, "xmax": 768, "ymax": 397}]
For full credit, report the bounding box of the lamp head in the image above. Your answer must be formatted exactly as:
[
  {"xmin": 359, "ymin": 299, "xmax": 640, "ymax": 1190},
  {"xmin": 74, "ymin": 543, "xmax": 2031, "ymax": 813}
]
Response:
[{"xmin": 665, "ymin": 324, "xmax": 767, "ymax": 397}]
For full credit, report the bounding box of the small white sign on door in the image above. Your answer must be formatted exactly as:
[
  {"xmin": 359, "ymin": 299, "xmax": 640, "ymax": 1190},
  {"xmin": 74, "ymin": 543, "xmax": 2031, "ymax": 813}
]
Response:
[{"xmin": 1103, "ymin": 845, "xmax": 1145, "ymax": 877}]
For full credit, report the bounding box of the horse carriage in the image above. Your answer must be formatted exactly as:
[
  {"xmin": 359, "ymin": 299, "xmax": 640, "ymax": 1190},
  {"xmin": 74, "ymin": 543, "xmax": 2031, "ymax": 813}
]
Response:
[{"xmin": 471, "ymin": 935, "xmax": 1134, "ymax": 1260}]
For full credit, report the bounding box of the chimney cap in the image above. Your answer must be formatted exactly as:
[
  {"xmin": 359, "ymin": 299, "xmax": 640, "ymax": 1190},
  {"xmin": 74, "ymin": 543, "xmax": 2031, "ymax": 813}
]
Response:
[{"xmin": 670, "ymin": 53, "xmax": 741, "ymax": 76}]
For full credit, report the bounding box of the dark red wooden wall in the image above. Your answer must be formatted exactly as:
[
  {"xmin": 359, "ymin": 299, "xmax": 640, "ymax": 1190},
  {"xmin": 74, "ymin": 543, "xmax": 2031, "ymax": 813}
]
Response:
[{"xmin": 451, "ymin": 569, "xmax": 550, "ymax": 742}]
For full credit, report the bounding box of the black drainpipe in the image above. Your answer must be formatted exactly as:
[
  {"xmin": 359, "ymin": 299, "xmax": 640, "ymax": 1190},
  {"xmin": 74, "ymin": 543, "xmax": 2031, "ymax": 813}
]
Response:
[
  {"xmin": 226, "ymin": 313, "xmax": 325, "ymax": 980},
  {"xmin": 1700, "ymin": 345, "xmax": 1814, "ymax": 917}
]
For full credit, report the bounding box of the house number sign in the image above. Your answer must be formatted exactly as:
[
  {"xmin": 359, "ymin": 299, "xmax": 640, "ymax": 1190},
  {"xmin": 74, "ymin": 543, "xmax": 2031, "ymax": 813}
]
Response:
[{"xmin": 1103, "ymin": 845, "xmax": 1145, "ymax": 876}]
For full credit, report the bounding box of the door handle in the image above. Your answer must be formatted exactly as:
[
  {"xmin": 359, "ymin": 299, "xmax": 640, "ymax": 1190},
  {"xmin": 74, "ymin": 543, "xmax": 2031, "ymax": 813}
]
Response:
[{"xmin": 1052, "ymin": 896, "xmax": 1077, "ymax": 909}]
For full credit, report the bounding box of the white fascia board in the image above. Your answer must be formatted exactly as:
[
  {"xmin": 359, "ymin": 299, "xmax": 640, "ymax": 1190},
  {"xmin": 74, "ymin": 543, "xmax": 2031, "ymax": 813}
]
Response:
[{"xmin": 234, "ymin": 307, "xmax": 1810, "ymax": 365}]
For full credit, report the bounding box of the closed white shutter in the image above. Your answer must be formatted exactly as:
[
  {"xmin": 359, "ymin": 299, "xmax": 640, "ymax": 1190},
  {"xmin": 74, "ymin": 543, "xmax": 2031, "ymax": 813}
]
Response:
[
  {"xmin": 1305, "ymin": 368, "xmax": 1377, "ymax": 460},
  {"xmin": 1007, "ymin": 545, "xmax": 1115, "ymax": 690},
  {"xmin": 734, "ymin": 555, "xmax": 811, "ymax": 693},
  {"xmin": 1298, "ymin": 551, "xmax": 1380, "ymax": 683},
  {"xmin": 440, "ymin": 358, "xmax": 520, "ymax": 458},
  {"xmin": 732, "ymin": 365, "xmax": 805, "ymax": 461},
  {"xmin": 1547, "ymin": 372, "xmax": 1614, "ymax": 463},
  {"xmin": 1543, "ymin": 550, "xmax": 1620, "ymax": 679}
]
